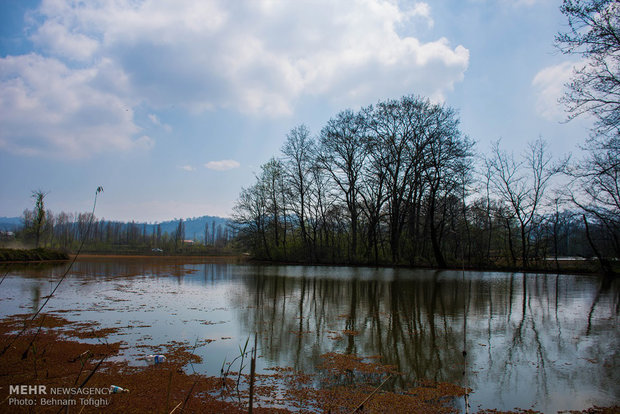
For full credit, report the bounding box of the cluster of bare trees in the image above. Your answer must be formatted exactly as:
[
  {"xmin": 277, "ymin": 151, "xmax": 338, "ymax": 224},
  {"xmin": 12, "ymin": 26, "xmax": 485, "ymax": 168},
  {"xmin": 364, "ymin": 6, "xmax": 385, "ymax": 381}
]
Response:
[
  {"xmin": 556, "ymin": 0, "xmax": 620, "ymax": 273},
  {"xmin": 233, "ymin": 0, "xmax": 619, "ymax": 272},
  {"xmin": 233, "ymin": 94, "xmax": 617, "ymax": 269},
  {"xmin": 234, "ymin": 95, "xmax": 471, "ymax": 266}
]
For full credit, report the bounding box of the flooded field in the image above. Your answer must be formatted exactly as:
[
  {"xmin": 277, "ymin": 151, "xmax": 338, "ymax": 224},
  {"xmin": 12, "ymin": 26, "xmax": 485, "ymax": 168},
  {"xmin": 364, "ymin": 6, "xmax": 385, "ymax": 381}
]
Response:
[{"xmin": 0, "ymin": 257, "xmax": 618, "ymax": 412}]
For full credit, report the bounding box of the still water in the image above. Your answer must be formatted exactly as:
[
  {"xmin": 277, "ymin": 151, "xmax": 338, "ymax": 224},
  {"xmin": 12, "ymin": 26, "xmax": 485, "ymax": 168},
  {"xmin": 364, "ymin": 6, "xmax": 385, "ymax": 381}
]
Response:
[{"xmin": 0, "ymin": 258, "xmax": 618, "ymax": 412}]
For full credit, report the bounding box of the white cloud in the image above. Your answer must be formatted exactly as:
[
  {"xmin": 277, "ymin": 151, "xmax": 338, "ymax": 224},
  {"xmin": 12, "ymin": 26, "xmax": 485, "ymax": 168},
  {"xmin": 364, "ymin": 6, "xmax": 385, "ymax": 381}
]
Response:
[
  {"xmin": 1, "ymin": 0, "xmax": 469, "ymax": 158},
  {"xmin": 532, "ymin": 61, "xmax": 577, "ymax": 121},
  {"xmin": 205, "ymin": 160, "xmax": 240, "ymax": 171},
  {"xmin": 148, "ymin": 114, "xmax": 160, "ymax": 125},
  {"xmin": 179, "ymin": 165, "xmax": 195, "ymax": 172},
  {"xmin": 28, "ymin": 0, "xmax": 468, "ymax": 114},
  {"xmin": 148, "ymin": 113, "xmax": 172, "ymax": 132},
  {"xmin": 30, "ymin": 21, "xmax": 99, "ymax": 61},
  {"xmin": 0, "ymin": 54, "xmax": 148, "ymax": 158},
  {"xmin": 468, "ymin": 0, "xmax": 546, "ymax": 6},
  {"xmin": 409, "ymin": 2, "xmax": 434, "ymax": 28}
]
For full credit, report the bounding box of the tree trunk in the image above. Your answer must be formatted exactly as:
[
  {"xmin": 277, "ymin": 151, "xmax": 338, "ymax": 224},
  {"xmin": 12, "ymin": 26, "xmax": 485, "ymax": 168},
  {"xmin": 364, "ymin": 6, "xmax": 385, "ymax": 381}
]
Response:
[
  {"xmin": 429, "ymin": 190, "xmax": 447, "ymax": 268},
  {"xmin": 583, "ymin": 214, "xmax": 614, "ymax": 277},
  {"xmin": 520, "ymin": 224, "xmax": 528, "ymax": 269},
  {"xmin": 506, "ymin": 219, "xmax": 517, "ymax": 267}
]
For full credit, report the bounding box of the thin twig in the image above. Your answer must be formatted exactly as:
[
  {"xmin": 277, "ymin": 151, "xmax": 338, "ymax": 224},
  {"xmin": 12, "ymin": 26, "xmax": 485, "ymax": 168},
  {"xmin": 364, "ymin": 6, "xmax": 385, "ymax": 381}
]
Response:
[
  {"xmin": 350, "ymin": 374, "xmax": 391, "ymax": 414},
  {"xmin": 21, "ymin": 314, "xmax": 47, "ymax": 360},
  {"xmin": 72, "ymin": 350, "xmax": 93, "ymax": 386},
  {"xmin": 165, "ymin": 370, "xmax": 173, "ymax": 414},
  {"xmin": 248, "ymin": 334, "xmax": 257, "ymax": 413},
  {"xmin": 0, "ymin": 269, "xmax": 10, "ymax": 288},
  {"xmin": 179, "ymin": 382, "xmax": 196, "ymax": 413},
  {"xmin": 177, "ymin": 337, "xmax": 202, "ymax": 413},
  {"xmin": 57, "ymin": 354, "xmax": 107, "ymax": 414},
  {"xmin": 169, "ymin": 401, "xmax": 183, "ymax": 414}
]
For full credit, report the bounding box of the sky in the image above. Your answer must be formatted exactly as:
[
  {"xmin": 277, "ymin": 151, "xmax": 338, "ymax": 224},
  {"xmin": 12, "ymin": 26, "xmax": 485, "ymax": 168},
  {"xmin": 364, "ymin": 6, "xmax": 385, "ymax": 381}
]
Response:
[{"xmin": 0, "ymin": 0, "xmax": 593, "ymax": 222}]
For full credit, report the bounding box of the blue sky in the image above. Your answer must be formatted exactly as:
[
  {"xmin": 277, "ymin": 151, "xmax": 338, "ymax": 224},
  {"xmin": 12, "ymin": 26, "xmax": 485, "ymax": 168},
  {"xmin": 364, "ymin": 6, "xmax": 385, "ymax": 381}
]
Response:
[{"xmin": 0, "ymin": 0, "xmax": 591, "ymax": 222}]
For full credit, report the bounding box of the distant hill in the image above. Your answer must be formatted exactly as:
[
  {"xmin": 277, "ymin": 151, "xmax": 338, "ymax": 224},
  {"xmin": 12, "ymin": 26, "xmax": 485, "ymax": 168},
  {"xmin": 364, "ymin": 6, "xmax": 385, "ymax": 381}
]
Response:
[
  {"xmin": 0, "ymin": 217, "xmax": 22, "ymax": 231},
  {"xmin": 151, "ymin": 216, "xmax": 232, "ymax": 242}
]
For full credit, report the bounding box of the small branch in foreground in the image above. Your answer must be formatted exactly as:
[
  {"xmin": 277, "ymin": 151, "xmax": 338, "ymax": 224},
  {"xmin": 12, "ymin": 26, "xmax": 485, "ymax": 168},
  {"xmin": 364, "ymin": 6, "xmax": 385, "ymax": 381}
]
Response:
[{"xmin": 350, "ymin": 374, "xmax": 392, "ymax": 414}]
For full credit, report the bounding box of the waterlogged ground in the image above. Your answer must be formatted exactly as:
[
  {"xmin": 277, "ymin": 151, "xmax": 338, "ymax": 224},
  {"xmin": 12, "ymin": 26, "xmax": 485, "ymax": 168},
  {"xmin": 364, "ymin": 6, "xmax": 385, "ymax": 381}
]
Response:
[{"xmin": 0, "ymin": 257, "xmax": 618, "ymax": 413}]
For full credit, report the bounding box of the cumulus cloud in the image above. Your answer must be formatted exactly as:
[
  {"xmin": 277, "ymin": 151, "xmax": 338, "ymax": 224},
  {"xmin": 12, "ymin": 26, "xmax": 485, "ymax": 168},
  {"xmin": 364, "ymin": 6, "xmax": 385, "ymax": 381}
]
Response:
[
  {"xmin": 179, "ymin": 165, "xmax": 195, "ymax": 172},
  {"xmin": 532, "ymin": 61, "xmax": 576, "ymax": 121},
  {"xmin": 3, "ymin": 0, "xmax": 469, "ymax": 157},
  {"xmin": 468, "ymin": 0, "xmax": 544, "ymax": 6},
  {"xmin": 30, "ymin": 21, "xmax": 99, "ymax": 61},
  {"xmin": 409, "ymin": 2, "xmax": 434, "ymax": 28},
  {"xmin": 0, "ymin": 54, "xmax": 148, "ymax": 158},
  {"xmin": 30, "ymin": 0, "xmax": 467, "ymax": 112},
  {"xmin": 205, "ymin": 160, "xmax": 240, "ymax": 171}
]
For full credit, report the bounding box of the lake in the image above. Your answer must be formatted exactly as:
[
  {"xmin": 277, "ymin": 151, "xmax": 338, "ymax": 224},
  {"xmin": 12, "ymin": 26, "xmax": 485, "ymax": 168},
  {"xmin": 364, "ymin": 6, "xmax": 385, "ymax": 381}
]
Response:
[{"xmin": 0, "ymin": 257, "xmax": 618, "ymax": 412}]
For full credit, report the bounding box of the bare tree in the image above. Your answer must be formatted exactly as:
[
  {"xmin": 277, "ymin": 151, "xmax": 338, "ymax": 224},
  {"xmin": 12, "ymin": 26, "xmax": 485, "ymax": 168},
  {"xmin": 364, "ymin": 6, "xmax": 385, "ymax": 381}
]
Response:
[
  {"xmin": 233, "ymin": 183, "xmax": 270, "ymax": 258},
  {"xmin": 557, "ymin": 0, "xmax": 620, "ymax": 268},
  {"xmin": 261, "ymin": 158, "xmax": 284, "ymax": 250},
  {"xmin": 31, "ymin": 190, "xmax": 48, "ymax": 248},
  {"xmin": 569, "ymin": 136, "xmax": 620, "ymax": 258},
  {"xmin": 487, "ymin": 139, "xmax": 563, "ymax": 268},
  {"xmin": 282, "ymin": 125, "xmax": 315, "ymax": 254},
  {"xmin": 365, "ymin": 97, "xmax": 433, "ymax": 263},
  {"xmin": 319, "ymin": 110, "xmax": 367, "ymax": 261},
  {"xmin": 359, "ymin": 140, "xmax": 388, "ymax": 264},
  {"xmin": 421, "ymin": 106, "xmax": 473, "ymax": 268},
  {"xmin": 556, "ymin": 0, "xmax": 620, "ymax": 137}
]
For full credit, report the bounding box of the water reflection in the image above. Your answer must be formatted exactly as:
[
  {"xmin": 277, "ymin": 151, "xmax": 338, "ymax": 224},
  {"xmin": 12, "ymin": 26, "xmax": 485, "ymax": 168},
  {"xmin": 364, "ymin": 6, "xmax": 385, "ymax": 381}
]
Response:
[
  {"xmin": 228, "ymin": 266, "xmax": 619, "ymax": 412},
  {"xmin": 1, "ymin": 260, "xmax": 618, "ymax": 412}
]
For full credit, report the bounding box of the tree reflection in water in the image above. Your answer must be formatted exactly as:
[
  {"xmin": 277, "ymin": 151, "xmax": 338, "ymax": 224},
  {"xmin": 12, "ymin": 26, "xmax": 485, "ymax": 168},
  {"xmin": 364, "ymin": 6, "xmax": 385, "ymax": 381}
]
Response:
[
  {"xmin": 7, "ymin": 261, "xmax": 618, "ymax": 412},
  {"xmin": 226, "ymin": 265, "xmax": 619, "ymax": 412}
]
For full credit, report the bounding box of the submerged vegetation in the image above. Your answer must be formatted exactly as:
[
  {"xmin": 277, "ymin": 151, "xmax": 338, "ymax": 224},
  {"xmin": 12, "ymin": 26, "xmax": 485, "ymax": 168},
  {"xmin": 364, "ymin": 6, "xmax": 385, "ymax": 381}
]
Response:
[
  {"xmin": 0, "ymin": 313, "xmax": 472, "ymax": 413},
  {"xmin": 1, "ymin": 311, "xmax": 617, "ymax": 414}
]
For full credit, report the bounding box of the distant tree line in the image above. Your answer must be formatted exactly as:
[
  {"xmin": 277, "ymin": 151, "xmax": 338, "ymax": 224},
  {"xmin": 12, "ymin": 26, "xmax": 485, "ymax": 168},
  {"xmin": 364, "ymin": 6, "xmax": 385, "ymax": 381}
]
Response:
[{"xmin": 15, "ymin": 206, "xmax": 235, "ymax": 255}]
